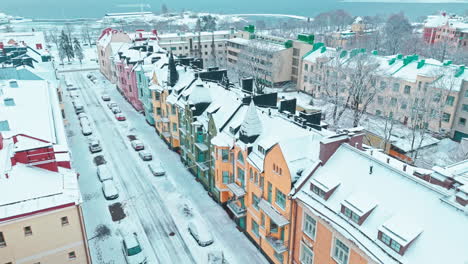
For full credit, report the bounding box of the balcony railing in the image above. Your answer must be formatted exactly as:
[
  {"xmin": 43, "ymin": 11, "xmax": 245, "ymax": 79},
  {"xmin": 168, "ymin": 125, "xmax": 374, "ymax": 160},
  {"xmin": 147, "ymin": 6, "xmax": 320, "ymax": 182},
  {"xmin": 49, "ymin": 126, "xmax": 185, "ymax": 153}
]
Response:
[
  {"xmin": 265, "ymin": 235, "xmax": 288, "ymax": 254},
  {"xmin": 227, "ymin": 200, "xmax": 247, "ymax": 218}
]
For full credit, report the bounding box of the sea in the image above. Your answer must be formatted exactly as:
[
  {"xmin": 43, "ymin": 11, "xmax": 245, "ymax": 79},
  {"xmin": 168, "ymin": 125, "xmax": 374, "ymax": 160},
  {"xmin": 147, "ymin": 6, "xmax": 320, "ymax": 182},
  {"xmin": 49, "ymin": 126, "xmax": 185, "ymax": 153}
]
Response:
[{"xmin": 2, "ymin": 0, "xmax": 467, "ymax": 20}]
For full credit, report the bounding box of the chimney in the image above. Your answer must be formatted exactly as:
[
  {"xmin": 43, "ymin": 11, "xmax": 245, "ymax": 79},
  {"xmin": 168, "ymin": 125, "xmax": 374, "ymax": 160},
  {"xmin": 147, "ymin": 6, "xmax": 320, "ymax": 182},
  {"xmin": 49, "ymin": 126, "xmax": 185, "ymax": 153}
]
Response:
[
  {"xmin": 242, "ymin": 77, "xmax": 253, "ymax": 93},
  {"xmin": 386, "ymin": 158, "xmax": 390, "ymax": 164},
  {"xmin": 403, "ymin": 164, "xmax": 407, "ymax": 172},
  {"xmin": 319, "ymin": 133, "xmax": 364, "ymax": 164}
]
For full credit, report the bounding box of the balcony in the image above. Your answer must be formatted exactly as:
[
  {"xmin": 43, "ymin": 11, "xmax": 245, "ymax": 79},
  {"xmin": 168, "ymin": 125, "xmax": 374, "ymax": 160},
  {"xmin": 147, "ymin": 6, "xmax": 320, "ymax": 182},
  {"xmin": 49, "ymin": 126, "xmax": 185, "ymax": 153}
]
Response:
[
  {"xmin": 179, "ymin": 127, "xmax": 186, "ymax": 134},
  {"xmin": 227, "ymin": 200, "xmax": 247, "ymax": 218},
  {"xmin": 161, "ymin": 117, "xmax": 170, "ymax": 123},
  {"xmin": 195, "ymin": 142, "xmax": 208, "ymax": 152},
  {"xmin": 265, "ymin": 235, "xmax": 288, "ymax": 254},
  {"xmin": 226, "ymin": 183, "xmax": 246, "ymax": 198},
  {"xmin": 196, "ymin": 161, "xmax": 209, "ymax": 171}
]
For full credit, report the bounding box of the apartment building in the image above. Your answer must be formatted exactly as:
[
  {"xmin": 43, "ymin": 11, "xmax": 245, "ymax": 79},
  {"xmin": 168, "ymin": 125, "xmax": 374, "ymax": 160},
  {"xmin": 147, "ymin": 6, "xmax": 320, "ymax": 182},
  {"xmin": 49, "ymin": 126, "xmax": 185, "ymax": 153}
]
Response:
[
  {"xmin": 97, "ymin": 28, "xmax": 133, "ymax": 82},
  {"xmin": 0, "ymin": 79, "xmax": 90, "ymax": 264},
  {"xmin": 158, "ymin": 30, "xmax": 235, "ymax": 66},
  {"xmin": 290, "ymin": 135, "xmax": 468, "ymax": 264},
  {"xmin": 299, "ymin": 45, "xmax": 468, "ymax": 140},
  {"xmin": 423, "ymin": 12, "xmax": 468, "ymax": 49},
  {"xmin": 226, "ymin": 26, "xmax": 314, "ymax": 87}
]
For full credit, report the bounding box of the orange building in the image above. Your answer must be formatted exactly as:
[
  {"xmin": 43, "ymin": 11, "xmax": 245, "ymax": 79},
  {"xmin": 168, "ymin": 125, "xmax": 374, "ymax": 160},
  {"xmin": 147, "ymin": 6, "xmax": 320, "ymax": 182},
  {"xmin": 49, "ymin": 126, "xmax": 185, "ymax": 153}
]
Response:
[
  {"xmin": 211, "ymin": 100, "xmax": 327, "ymax": 264},
  {"xmin": 289, "ymin": 134, "xmax": 468, "ymax": 264}
]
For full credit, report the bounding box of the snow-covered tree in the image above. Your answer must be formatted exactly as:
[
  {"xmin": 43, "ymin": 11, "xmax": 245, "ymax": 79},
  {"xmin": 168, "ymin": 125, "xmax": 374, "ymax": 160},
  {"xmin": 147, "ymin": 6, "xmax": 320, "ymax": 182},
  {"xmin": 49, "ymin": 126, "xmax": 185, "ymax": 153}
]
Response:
[
  {"xmin": 81, "ymin": 23, "xmax": 93, "ymax": 46},
  {"xmin": 59, "ymin": 30, "xmax": 74, "ymax": 62},
  {"xmin": 382, "ymin": 13, "xmax": 412, "ymax": 55},
  {"xmin": 73, "ymin": 38, "xmax": 84, "ymax": 64},
  {"xmin": 161, "ymin": 4, "xmax": 168, "ymax": 14}
]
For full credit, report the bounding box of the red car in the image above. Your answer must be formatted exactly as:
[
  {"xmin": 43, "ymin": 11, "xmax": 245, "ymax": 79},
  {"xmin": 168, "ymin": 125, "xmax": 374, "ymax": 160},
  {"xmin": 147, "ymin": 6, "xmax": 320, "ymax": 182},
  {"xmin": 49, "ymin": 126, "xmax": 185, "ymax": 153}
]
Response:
[{"xmin": 115, "ymin": 113, "xmax": 126, "ymax": 121}]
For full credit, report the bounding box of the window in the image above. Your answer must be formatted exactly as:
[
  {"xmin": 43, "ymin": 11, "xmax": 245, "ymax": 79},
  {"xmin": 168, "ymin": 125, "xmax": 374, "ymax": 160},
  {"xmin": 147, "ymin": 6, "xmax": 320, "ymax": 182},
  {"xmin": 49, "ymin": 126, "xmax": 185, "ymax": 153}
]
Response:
[
  {"xmin": 258, "ymin": 145, "xmax": 265, "ymax": 155},
  {"xmin": 381, "ymin": 232, "xmax": 391, "ymax": 245},
  {"xmin": 237, "ymin": 152, "xmax": 244, "ymax": 164},
  {"xmin": 172, "ymin": 123, "xmax": 177, "ymax": 132},
  {"xmin": 446, "ymin": 96, "xmax": 455, "ymax": 106},
  {"xmin": 380, "ymin": 81, "xmax": 387, "ymax": 90},
  {"xmin": 261, "ymin": 213, "xmax": 265, "ymax": 227},
  {"xmin": 390, "ymin": 240, "xmax": 401, "ymax": 252},
  {"xmin": 260, "ymin": 176, "xmax": 264, "ymax": 189},
  {"xmin": 155, "ymin": 92, "xmax": 160, "ymax": 100},
  {"xmin": 303, "ymin": 213, "xmax": 317, "ymax": 239},
  {"xmin": 251, "ymin": 220, "xmax": 259, "ymax": 237},
  {"xmin": 267, "ymin": 183, "xmax": 272, "ymax": 203},
  {"xmin": 254, "ymin": 172, "xmax": 258, "ymax": 185},
  {"xmin": 443, "ymin": 113, "xmax": 451, "ymax": 123},
  {"xmin": 311, "ymin": 184, "xmax": 326, "ymax": 198},
  {"xmin": 68, "ymin": 251, "xmax": 76, "ymax": 259},
  {"xmin": 333, "ymin": 238, "xmax": 349, "ymax": 264},
  {"xmin": 156, "ymin": 107, "xmax": 161, "ymax": 115},
  {"xmin": 343, "ymin": 206, "xmax": 360, "ymax": 223},
  {"xmin": 270, "ymin": 220, "xmax": 278, "ymax": 233},
  {"xmin": 275, "ymin": 189, "xmax": 286, "ymax": 209},
  {"xmin": 253, "ymin": 194, "xmax": 260, "ymax": 210},
  {"xmin": 61, "ymin": 216, "xmax": 69, "ymax": 226},
  {"xmin": 0, "ymin": 232, "xmax": 6, "ymax": 247},
  {"xmin": 293, "ymin": 48, "xmax": 300, "ymax": 56},
  {"xmin": 404, "ymin": 85, "xmax": 411, "ymax": 94},
  {"xmin": 376, "ymin": 110, "xmax": 382, "ymax": 116},
  {"xmin": 250, "ymin": 168, "xmax": 253, "ymax": 181},
  {"xmin": 377, "ymin": 96, "xmax": 383, "ymax": 105},
  {"xmin": 390, "ymin": 97, "xmax": 397, "ymax": 106},
  {"xmin": 237, "ymin": 167, "xmax": 245, "ymax": 187},
  {"xmin": 222, "ymin": 171, "xmax": 230, "ymax": 184},
  {"xmin": 304, "ymin": 64, "xmax": 309, "ymax": 71},
  {"xmin": 380, "ymin": 232, "xmax": 402, "ymax": 254},
  {"xmin": 392, "ymin": 83, "xmax": 400, "ymax": 92},
  {"xmin": 401, "ymin": 103, "xmax": 407, "ymax": 110},
  {"xmin": 171, "ymin": 105, "xmax": 176, "ymax": 115},
  {"xmin": 24, "ymin": 226, "xmax": 32, "ymax": 236},
  {"xmin": 464, "ymin": 90, "xmax": 468, "ymax": 98},
  {"xmin": 300, "ymin": 243, "xmax": 314, "ymax": 264},
  {"xmin": 304, "ymin": 76, "xmax": 308, "ymax": 83},
  {"xmin": 462, "ymin": 104, "xmax": 468, "ymax": 112},
  {"xmin": 459, "ymin": 118, "xmax": 466, "ymax": 126},
  {"xmin": 221, "ymin": 149, "xmax": 229, "ymax": 162}
]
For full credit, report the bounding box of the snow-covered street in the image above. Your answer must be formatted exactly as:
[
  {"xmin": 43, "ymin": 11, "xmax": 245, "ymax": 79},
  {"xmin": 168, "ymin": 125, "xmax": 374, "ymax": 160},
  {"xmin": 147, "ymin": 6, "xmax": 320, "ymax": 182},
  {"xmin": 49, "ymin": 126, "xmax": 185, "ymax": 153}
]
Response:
[{"xmin": 62, "ymin": 70, "xmax": 268, "ymax": 264}]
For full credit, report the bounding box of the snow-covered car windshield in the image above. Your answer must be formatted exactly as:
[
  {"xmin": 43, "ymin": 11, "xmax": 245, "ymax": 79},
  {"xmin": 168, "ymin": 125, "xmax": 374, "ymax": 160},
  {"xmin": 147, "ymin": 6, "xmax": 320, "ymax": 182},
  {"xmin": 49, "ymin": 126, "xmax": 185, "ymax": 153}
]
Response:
[{"xmin": 127, "ymin": 245, "xmax": 142, "ymax": 256}]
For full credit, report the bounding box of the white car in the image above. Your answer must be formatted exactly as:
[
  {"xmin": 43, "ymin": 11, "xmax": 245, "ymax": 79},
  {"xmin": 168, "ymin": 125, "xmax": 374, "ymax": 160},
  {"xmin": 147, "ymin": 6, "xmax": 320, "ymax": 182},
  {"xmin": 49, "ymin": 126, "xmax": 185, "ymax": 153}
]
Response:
[
  {"xmin": 107, "ymin": 102, "xmax": 118, "ymax": 109},
  {"xmin": 88, "ymin": 139, "xmax": 102, "ymax": 153},
  {"xmin": 148, "ymin": 161, "xmax": 165, "ymax": 176},
  {"xmin": 101, "ymin": 93, "xmax": 111, "ymax": 101},
  {"xmin": 81, "ymin": 123, "xmax": 92, "ymax": 136},
  {"xmin": 101, "ymin": 180, "xmax": 119, "ymax": 200},
  {"xmin": 79, "ymin": 117, "xmax": 90, "ymax": 128},
  {"xmin": 208, "ymin": 251, "xmax": 225, "ymax": 264},
  {"xmin": 138, "ymin": 150, "xmax": 152, "ymax": 161},
  {"xmin": 112, "ymin": 106, "xmax": 122, "ymax": 114},
  {"xmin": 188, "ymin": 220, "xmax": 214, "ymax": 247},
  {"xmin": 97, "ymin": 165, "xmax": 113, "ymax": 182},
  {"xmin": 121, "ymin": 232, "xmax": 147, "ymax": 264},
  {"xmin": 78, "ymin": 112, "xmax": 88, "ymax": 120},
  {"xmin": 131, "ymin": 140, "xmax": 144, "ymax": 151}
]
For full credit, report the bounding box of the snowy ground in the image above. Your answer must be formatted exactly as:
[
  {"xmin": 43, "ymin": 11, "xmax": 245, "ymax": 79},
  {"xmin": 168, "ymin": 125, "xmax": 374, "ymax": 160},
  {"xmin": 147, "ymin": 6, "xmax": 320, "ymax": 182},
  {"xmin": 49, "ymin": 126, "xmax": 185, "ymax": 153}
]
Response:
[{"xmin": 62, "ymin": 70, "xmax": 267, "ymax": 264}]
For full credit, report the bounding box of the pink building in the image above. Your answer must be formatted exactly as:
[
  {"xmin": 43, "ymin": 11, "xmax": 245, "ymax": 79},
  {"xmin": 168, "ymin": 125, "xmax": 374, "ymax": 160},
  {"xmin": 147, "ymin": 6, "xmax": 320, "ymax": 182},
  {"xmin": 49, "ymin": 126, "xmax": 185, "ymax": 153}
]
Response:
[{"xmin": 115, "ymin": 50, "xmax": 142, "ymax": 112}]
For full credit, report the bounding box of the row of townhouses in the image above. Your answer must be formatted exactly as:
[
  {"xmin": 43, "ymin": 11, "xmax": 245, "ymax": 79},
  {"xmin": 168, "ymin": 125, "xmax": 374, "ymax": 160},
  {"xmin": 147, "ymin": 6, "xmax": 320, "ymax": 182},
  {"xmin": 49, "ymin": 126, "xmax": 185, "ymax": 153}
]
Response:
[
  {"xmin": 0, "ymin": 31, "xmax": 90, "ymax": 263},
  {"xmin": 98, "ymin": 33, "xmax": 468, "ymax": 264},
  {"xmin": 423, "ymin": 11, "xmax": 468, "ymax": 49}
]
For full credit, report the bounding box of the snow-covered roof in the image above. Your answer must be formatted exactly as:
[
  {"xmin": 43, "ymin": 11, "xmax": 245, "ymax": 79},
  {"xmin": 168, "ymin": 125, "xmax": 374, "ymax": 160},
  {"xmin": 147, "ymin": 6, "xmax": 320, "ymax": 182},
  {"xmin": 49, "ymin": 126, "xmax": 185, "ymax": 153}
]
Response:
[
  {"xmin": 0, "ymin": 80, "xmax": 57, "ymax": 144},
  {"xmin": 228, "ymin": 37, "xmax": 287, "ymax": 52},
  {"xmin": 0, "ymin": 32, "xmax": 45, "ymax": 47},
  {"xmin": 295, "ymin": 144, "xmax": 468, "ymax": 264},
  {"xmin": 239, "ymin": 100, "xmax": 262, "ymax": 138}
]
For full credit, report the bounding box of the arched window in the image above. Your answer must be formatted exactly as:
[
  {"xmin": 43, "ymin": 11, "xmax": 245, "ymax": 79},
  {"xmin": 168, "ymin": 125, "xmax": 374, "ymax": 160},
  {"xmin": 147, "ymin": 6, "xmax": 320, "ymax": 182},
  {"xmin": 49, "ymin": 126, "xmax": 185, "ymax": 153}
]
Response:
[
  {"xmin": 237, "ymin": 152, "xmax": 244, "ymax": 164},
  {"xmin": 250, "ymin": 168, "xmax": 253, "ymax": 181},
  {"xmin": 255, "ymin": 172, "xmax": 258, "ymax": 184}
]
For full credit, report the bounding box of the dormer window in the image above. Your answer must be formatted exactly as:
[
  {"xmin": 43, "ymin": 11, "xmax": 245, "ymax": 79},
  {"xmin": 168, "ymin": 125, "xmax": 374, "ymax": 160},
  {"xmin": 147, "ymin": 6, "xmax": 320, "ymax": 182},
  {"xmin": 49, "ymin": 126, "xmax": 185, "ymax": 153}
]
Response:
[
  {"xmin": 341, "ymin": 193, "xmax": 377, "ymax": 226},
  {"xmin": 310, "ymin": 176, "xmax": 340, "ymax": 201},
  {"xmin": 258, "ymin": 145, "xmax": 265, "ymax": 155},
  {"xmin": 378, "ymin": 214, "xmax": 423, "ymax": 256}
]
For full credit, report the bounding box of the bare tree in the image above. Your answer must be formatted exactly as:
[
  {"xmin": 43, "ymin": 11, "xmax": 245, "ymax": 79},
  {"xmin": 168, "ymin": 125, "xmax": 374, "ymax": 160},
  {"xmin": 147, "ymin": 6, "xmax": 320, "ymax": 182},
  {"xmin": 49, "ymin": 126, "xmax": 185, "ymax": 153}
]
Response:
[
  {"xmin": 345, "ymin": 53, "xmax": 379, "ymax": 127},
  {"xmin": 81, "ymin": 23, "xmax": 93, "ymax": 46},
  {"xmin": 429, "ymin": 67, "xmax": 459, "ymax": 133},
  {"xmin": 47, "ymin": 29, "xmax": 60, "ymax": 50},
  {"xmin": 382, "ymin": 13, "xmax": 412, "ymax": 55}
]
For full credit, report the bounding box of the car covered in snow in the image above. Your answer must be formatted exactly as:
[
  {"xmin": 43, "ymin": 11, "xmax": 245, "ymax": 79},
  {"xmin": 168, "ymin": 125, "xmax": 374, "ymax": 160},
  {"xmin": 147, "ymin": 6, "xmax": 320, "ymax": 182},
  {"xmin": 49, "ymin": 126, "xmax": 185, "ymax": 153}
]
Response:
[
  {"xmin": 96, "ymin": 165, "xmax": 113, "ymax": 182},
  {"xmin": 101, "ymin": 179, "xmax": 119, "ymax": 200},
  {"xmin": 115, "ymin": 113, "xmax": 126, "ymax": 121},
  {"xmin": 69, "ymin": 90, "xmax": 79, "ymax": 98},
  {"xmin": 112, "ymin": 106, "xmax": 122, "ymax": 114},
  {"xmin": 188, "ymin": 220, "xmax": 214, "ymax": 247},
  {"xmin": 101, "ymin": 93, "xmax": 111, "ymax": 101},
  {"xmin": 79, "ymin": 117, "xmax": 90, "ymax": 128},
  {"xmin": 78, "ymin": 112, "xmax": 88, "ymax": 120},
  {"xmin": 107, "ymin": 102, "xmax": 118, "ymax": 109},
  {"xmin": 74, "ymin": 102, "xmax": 85, "ymax": 114},
  {"xmin": 148, "ymin": 161, "xmax": 165, "ymax": 176},
  {"xmin": 88, "ymin": 139, "xmax": 102, "ymax": 153},
  {"xmin": 121, "ymin": 232, "xmax": 147, "ymax": 264},
  {"xmin": 131, "ymin": 140, "xmax": 144, "ymax": 151},
  {"xmin": 81, "ymin": 123, "xmax": 92, "ymax": 136},
  {"xmin": 138, "ymin": 150, "xmax": 152, "ymax": 161}
]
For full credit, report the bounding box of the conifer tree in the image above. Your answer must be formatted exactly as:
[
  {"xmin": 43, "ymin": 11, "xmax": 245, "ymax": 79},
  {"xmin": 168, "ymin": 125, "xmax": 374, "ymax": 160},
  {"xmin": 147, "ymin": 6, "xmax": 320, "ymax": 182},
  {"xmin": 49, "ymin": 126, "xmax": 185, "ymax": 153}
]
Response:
[{"xmin": 73, "ymin": 38, "xmax": 84, "ymax": 64}]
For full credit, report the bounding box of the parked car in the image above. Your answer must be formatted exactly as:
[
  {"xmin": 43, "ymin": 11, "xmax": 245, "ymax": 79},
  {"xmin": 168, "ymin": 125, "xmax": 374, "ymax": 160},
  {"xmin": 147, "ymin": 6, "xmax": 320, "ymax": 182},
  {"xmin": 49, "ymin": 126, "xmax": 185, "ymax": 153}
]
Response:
[
  {"xmin": 131, "ymin": 140, "xmax": 144, "ymax": 151},
  {"xmin": 101, "ymin": 180, "xmax": 119, "ymax": 200},
  {"xmin": 78, "ymin": 112, "xmax": 88, "ymax": 120},
  {"xmin": 138, "ymin": 150, "xmax": 152, "ymax": 161},
  {"xmin": 80, "ymin": 118, "xmax": 90, "ymax": 128},
  {"xmin": 69, "ymin": 90, "xmax": 79, "ymax": 98},
  {"xmin": 97, "ymin": 165, "xmax": 113, "ymax": 182},
  {"xmin": 121, "ymin": 232, "xmax": 147, "ymax": 264},
  {"xmin": 101, "ymin": 93, "xmax": 111, "ymax": 101},
  {"xmin": 188, "ymin": 220, "xmax": 214, "ymax": 247},
  {"xmin": 115, "ymin": 113, "xmax": 126, "ymax": 121},
  {"xmin": 66, "ymin": 85, "xmax": 77, "ymax": 91},
  {"xmin": 74, "ymin": 103, "xmax": 85, "ymax": 114},
  {"xmin": 148, "ymin": 161, "xmax": 165, "ymax": 176},
  {"xmin": 112, "ymin": 106, "xmax": 122, "ymax": 114},
  {"xmin": 81, "ymin": 123, "xmax": 92, "ymax": 136},
  {"xmin": 88, "ymin": 139, "xmax": 102, "ymax": 153},
  {"xmin": 107, "ymin": 102, "xmax": 118, "ymax": 109}
]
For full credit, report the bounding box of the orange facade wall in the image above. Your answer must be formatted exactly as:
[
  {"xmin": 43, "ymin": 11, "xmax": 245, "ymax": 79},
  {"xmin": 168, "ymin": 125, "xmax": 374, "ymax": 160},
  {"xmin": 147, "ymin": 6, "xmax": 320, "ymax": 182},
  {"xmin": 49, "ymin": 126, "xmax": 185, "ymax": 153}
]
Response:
[{"xmin": 291, "ymin": 200, "xmax": 371, "ymax": 264}]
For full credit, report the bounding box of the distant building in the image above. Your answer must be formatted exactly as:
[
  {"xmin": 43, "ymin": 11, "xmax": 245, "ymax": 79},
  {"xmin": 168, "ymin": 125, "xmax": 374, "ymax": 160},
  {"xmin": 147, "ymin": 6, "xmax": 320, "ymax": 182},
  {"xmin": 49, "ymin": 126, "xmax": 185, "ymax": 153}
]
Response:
[
  {"xmin": 0, "ymin": 80, "xmax": 90, "ymax": 264},
  {"xmin": 423, "ymin": 12, "xmax": 468, "ymax": 49},
  {"xmin": 0, "ymin": 32, "xmax": 51, "ymax": 68}
]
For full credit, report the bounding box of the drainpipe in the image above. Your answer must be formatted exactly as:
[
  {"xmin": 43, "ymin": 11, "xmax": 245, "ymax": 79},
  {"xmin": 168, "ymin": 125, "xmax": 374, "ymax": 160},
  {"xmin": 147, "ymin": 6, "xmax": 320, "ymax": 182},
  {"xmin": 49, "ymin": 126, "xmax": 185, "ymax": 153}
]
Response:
[
  {"xmin": 77, "ymin": 204, "xmax": 92, "ymax": 264},
  {"xmin": 288, "ymin": 196, "xmax": 297, "ymax": 264}
]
